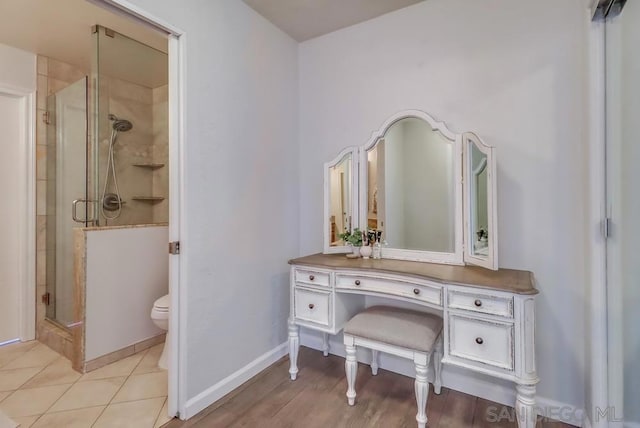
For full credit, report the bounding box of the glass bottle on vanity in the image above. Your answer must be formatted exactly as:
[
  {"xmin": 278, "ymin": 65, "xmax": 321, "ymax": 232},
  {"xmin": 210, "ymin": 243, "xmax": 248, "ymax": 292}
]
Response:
[{"xmin": 372, "ymin": 231, "xmax": 382, "ymax": 259}]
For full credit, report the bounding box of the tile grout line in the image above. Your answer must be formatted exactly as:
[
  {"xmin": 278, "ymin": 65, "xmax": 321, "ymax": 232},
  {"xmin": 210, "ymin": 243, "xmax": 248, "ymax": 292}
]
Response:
[
  {"xmin": 0, "ymin": 343, "xmax": 40, "ymax": 371},
  {"xmin": 90, "ymin": 346, "xmax": 153, "ymax": 428},
  {"xmin": 1, "ymin": 342, "xmax": 166, "ymax": 427},
  {"xmin": 151, "ymin": 397, "xmax": 168, "ymax": 428},
  {"xmin": 113, "ymin": 344, "xmax": 168, "ymax": 428},
  {"xmin": 30, "ymin": 352, "xmax": 85, "ymax": 424},
  {"xmin": 0, "ymin": 361, "xmax": 51, "ymax": 396},
  {"xmin": 0, "ymin": 344, "xmax": 48, "ymax": 373},
  {"xmin": 13, "ymin": 355, "xmax": 77, "ymax": 427},
  {"xmin": 0, "ymin": 346, "xmax": 59, "ymax": 411},
  {"xmin": 122, "ymin": 345, "xmax": 168, "ymax": 428}
]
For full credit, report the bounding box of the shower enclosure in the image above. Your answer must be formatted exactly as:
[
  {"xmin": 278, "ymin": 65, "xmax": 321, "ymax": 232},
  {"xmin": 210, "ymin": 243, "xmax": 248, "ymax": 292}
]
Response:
[{"xmin": 44, "ymin": 25, "xmax": 168, "ymax": 328}]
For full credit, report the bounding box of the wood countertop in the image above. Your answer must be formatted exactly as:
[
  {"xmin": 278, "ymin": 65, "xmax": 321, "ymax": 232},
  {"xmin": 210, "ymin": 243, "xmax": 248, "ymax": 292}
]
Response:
[{"xmin": 289, "ymin": 253, "xmax": 537, "ymax": 295}]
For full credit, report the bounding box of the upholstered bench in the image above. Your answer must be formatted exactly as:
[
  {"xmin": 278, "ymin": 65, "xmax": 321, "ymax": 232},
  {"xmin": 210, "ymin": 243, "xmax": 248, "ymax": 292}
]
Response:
[{"xmin": 343, "ymin": 306, "xmax": 444, "ymax": 428}]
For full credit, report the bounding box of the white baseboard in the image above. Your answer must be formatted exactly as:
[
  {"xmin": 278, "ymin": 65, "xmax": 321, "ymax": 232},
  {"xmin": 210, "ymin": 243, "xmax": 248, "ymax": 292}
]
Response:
[
  {"xmin": 183, "ymin": 342, "xmax": 288, "ymax": 419},
  {"xmin": 536, "ymin": 395, "xmax": 585, "ymax": 427},
  {"xmin": 580, "ymin": 416, "xmax": 640, "ymax": 428},
  {"xmin": 300, "ymin": 330, "xmax": 586, "ymax": 427}
]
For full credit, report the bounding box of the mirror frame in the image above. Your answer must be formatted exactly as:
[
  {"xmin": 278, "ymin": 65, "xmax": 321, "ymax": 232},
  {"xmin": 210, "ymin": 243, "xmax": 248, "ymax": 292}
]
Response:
[
  {"xmin": 323, "ymin": 146, "xmax": 359, "ymax": 254},
  {"xmin": 463, "ymin": 132, "xmax": 498, "ymax": 270},
  {"xmin": 321, "ymin": 111, "xmax": 499, "ymax": 270},
  {"xmin": 359, "ymin": 110, "xmax": 464, "ymax": 265}
]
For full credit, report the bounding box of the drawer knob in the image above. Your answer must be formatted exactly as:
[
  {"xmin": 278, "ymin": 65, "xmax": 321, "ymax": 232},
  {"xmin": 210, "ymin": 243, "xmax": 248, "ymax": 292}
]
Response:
[
  {"xmin": 475, "ymin": 337, "xmax": 484, "ymax": 345},
  {"xmin": 474, "ymin": 299, "xmax": 482, "ymax": 307},
  {"xmin": 355, "ymin": 280, "xmax": 361, "ymax": 286},
  {"xmin": 308, "ymin": 303, "xmax": 315, "ymax": 309},
  {"xmin": 413, "ymin": 288, "xmax": 420, "ymax": 295},
  {"xmin": 309, "ymin": 275, "xmax": 315, "ymax": 281}
]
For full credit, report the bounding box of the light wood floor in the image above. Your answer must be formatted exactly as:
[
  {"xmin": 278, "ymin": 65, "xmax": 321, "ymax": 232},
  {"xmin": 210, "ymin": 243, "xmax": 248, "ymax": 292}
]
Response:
[{"xmin": 164, "ymin": 347, "xmax": 573, "ymax": 428}]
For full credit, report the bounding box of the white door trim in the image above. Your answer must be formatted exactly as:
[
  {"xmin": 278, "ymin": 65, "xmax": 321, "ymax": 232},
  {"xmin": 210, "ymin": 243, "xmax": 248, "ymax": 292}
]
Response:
[
  {"xmin": 587, "ymin": 15, "xmax": 609, "ymax": 428},
  {"xmin": 90, "ymin": 0, "xmax": 187, "ymax": 419},
  {"xmin": 0, "ymin": 84, "xmax": 36, "ymax": 343}
]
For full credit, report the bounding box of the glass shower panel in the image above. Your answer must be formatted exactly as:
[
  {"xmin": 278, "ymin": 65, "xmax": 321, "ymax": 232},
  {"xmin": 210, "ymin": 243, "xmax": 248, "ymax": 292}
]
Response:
[
  {"xmin": 45, "ymin": 77, "xmax": 89, "ymax": 326},
  {"xmin": 605, "ymin": 1, "xmax": 640, "ymax": 426},
  {"xmin": 93, "ymin": 26, "xmax": 169, "ymax": 227}
]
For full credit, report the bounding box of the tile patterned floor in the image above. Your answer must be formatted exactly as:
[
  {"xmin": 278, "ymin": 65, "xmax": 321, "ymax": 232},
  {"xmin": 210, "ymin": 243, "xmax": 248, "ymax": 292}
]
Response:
[{"xmin": 0, "ymin": 340, "xmax": 171, "ymax": 428}]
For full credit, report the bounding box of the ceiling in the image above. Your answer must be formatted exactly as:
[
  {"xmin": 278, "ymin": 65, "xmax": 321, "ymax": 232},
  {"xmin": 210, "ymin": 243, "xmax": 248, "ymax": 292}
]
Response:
[
  {"xmin": 0, "ymin": 0, "xmax": 168, "ymax": 88},
  {"xmin": 242, "ymin": 0, "xmax": 424, "ymax": 42}
]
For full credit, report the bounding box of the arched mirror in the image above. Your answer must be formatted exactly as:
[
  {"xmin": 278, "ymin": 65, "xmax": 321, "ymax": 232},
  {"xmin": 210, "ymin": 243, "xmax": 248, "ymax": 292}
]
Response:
[
  {"xmin": 359, "ymin": 111, "xmax": 463, "ymax": 264},
  {"xmin": 463, "ymin": 132, "xmax": 498, "ymax": 270},
  {"xmin": 323, "ymin": 147, "xmax": 358, "ymax": 254}
]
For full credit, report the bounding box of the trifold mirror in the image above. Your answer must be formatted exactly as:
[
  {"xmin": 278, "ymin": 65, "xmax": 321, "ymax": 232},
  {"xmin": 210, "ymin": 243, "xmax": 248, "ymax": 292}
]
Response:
[
  {"xmin": 324, "ymin": 147, "xmax": 358, "ymax": 254},
  {"xmin": 323, "ymin": 110, "xmax": 498, "ymax": 270}
]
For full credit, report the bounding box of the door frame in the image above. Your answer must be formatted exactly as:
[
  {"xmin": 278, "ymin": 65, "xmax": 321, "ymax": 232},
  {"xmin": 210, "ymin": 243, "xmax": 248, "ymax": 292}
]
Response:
[
  {"xmin": 587, "ymin": 10, "xmax": 610, "ymax": 428},
  {"xmin": 91, "ymin": 0, "xmax": 187, "ymax": 419},
  {"xmin": 0, "ymin": 84, "xmax": 36, "ymax": 343}
]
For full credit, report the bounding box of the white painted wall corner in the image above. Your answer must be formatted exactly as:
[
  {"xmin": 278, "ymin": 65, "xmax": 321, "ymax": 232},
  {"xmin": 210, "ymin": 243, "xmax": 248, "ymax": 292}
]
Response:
[{"xmin": 183, "ymin": 342, "xmax": 288, "ymax": 419}]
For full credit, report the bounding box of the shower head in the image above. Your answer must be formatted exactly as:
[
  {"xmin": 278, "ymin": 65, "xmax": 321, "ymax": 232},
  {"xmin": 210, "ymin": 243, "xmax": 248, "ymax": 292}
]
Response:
[{"xmin": 108, "ymin": 114, "xmax": 133, "ymax": 132}]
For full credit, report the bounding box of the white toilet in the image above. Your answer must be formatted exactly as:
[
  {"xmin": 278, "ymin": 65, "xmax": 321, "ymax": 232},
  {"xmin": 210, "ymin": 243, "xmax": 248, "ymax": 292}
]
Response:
[{"xmin": 150, "ymin": 294, "xmax": 170, "ymax": 370}]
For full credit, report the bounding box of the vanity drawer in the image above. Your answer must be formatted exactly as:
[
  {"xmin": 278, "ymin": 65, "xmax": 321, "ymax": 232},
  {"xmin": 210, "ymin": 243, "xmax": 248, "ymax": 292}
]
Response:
[
  {"xmin": 448, "ymin": 314, "xmax": 514, "ymax": 371},
  {"xmin": 336, "ymin": 274, "xmax": 442, "ymax": 306},
  {"xmin": 295, "ymin": 268, "xmax": 330, "ymax": 288},
  {"xmin": 294, "ymin": 288, "xmax": 331, "ymax": 326},
  {"xmin": 448, "ymin": 290, "xmax": 513, "ymax": 318}
]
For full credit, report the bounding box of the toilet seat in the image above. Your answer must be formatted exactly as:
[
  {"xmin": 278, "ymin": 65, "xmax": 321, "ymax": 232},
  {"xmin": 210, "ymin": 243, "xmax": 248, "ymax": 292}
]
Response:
[{"xmin": 153, "ymin": 294, "xmax": 170, "ymax": 312}]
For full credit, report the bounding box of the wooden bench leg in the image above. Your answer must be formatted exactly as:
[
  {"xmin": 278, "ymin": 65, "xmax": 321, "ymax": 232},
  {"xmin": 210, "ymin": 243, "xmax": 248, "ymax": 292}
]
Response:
[
  {"xmin": 345, "ymin": 343, "xmax": 358, "ymax": 406},
  {"xmin": 434, "ymin": 335, "xmax": 443, "ymax": 395},
  {"xmin": 414, "ymin": 354, "xmax": 430, "ymax": 428},
  {"xmin": 371, "ymin": 350, "xmax": 379, "ymax": 375}
]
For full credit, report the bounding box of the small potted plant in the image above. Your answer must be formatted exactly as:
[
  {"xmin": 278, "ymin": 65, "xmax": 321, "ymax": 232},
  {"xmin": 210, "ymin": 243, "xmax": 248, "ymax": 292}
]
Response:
[{"xmin": 338, "ymin": 228, "xmax": 363, "ymax": 257}]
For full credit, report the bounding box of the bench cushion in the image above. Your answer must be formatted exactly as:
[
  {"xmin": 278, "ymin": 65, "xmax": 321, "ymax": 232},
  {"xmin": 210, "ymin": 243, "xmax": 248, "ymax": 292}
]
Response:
[{"xmin": 343, "ymin": 306, "xmax": 443, "ymax": 353}]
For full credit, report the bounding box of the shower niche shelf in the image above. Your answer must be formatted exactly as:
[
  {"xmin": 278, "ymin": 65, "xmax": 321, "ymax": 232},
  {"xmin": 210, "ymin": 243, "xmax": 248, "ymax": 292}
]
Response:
[
  {"xmin": 132, "ymin": 196, "xmax": 165, "ymax": 203},
  {"xmin": 132, "ymin": 163, "xmax": 165, "ymax": 169}
]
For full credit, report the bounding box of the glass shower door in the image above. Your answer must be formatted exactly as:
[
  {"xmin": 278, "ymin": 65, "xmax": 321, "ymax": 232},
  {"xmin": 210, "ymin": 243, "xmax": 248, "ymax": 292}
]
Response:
[{"xmin": 45, "ymin": 77, "xmax": 89, "ymax": 327}]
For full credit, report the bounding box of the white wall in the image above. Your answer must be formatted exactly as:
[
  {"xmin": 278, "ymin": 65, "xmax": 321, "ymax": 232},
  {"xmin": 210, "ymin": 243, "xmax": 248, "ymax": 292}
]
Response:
[
  {"xmin": 299, "ymin": 0, "xmax": 589, "ymax": 413},
  {"xmin": 85, "ymin": 226, "xmax": 168, "ymax": 360},
  {"xmin": 0, "ymin": 93, "xmax": 25, "ymax": 344},
  {"xmin": 121, "ymin": 0, "xmax": 299, "ymax": 410},
  {"xmin": 0, "ymin": 43, "xmax": 35, "ymax": 343},
  {"xmin": 0, "ymin": 43, "xmax": 36, "ymax": 91}
]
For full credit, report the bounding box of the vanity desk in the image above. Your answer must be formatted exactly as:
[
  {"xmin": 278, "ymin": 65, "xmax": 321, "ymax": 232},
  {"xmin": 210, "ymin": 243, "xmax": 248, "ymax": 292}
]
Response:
[
  {"xmin": 294, "ymin": 110, "xmax": 539, "ymax": 427},
  {"xmin": 288, "ymin": 253, "xmax": 539, "ymax": 427}
]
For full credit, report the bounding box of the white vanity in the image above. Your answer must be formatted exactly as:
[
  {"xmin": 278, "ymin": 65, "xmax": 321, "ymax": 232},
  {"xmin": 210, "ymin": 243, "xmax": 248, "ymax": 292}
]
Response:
[{"xmin": 289, "ymin": 110, "xmax": 538, "ymax": 427}]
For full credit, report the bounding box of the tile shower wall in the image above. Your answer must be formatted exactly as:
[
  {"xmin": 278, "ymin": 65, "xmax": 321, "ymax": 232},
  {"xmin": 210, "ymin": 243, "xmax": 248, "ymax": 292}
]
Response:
[
  {"xmin": 151, "ymin": 85, "xmax": 169, "ymax": 223},
  {"xmin": 98, "ymin": 78, "xmax": 168, "ymax": 226},
  {"xmin": 35, "ymin": 54, "xmax": 168, "ymax": 358}
]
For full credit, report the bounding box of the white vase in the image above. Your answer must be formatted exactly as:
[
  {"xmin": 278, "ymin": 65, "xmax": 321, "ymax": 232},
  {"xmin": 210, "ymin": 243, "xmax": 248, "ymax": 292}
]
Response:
[
  {"xmin": 360, "ymin": 245, "xmax": 372, "ymax": 259},
  {"xmin": 352, "ymin": 246, "xmax": 361, "ymax": 257}
]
